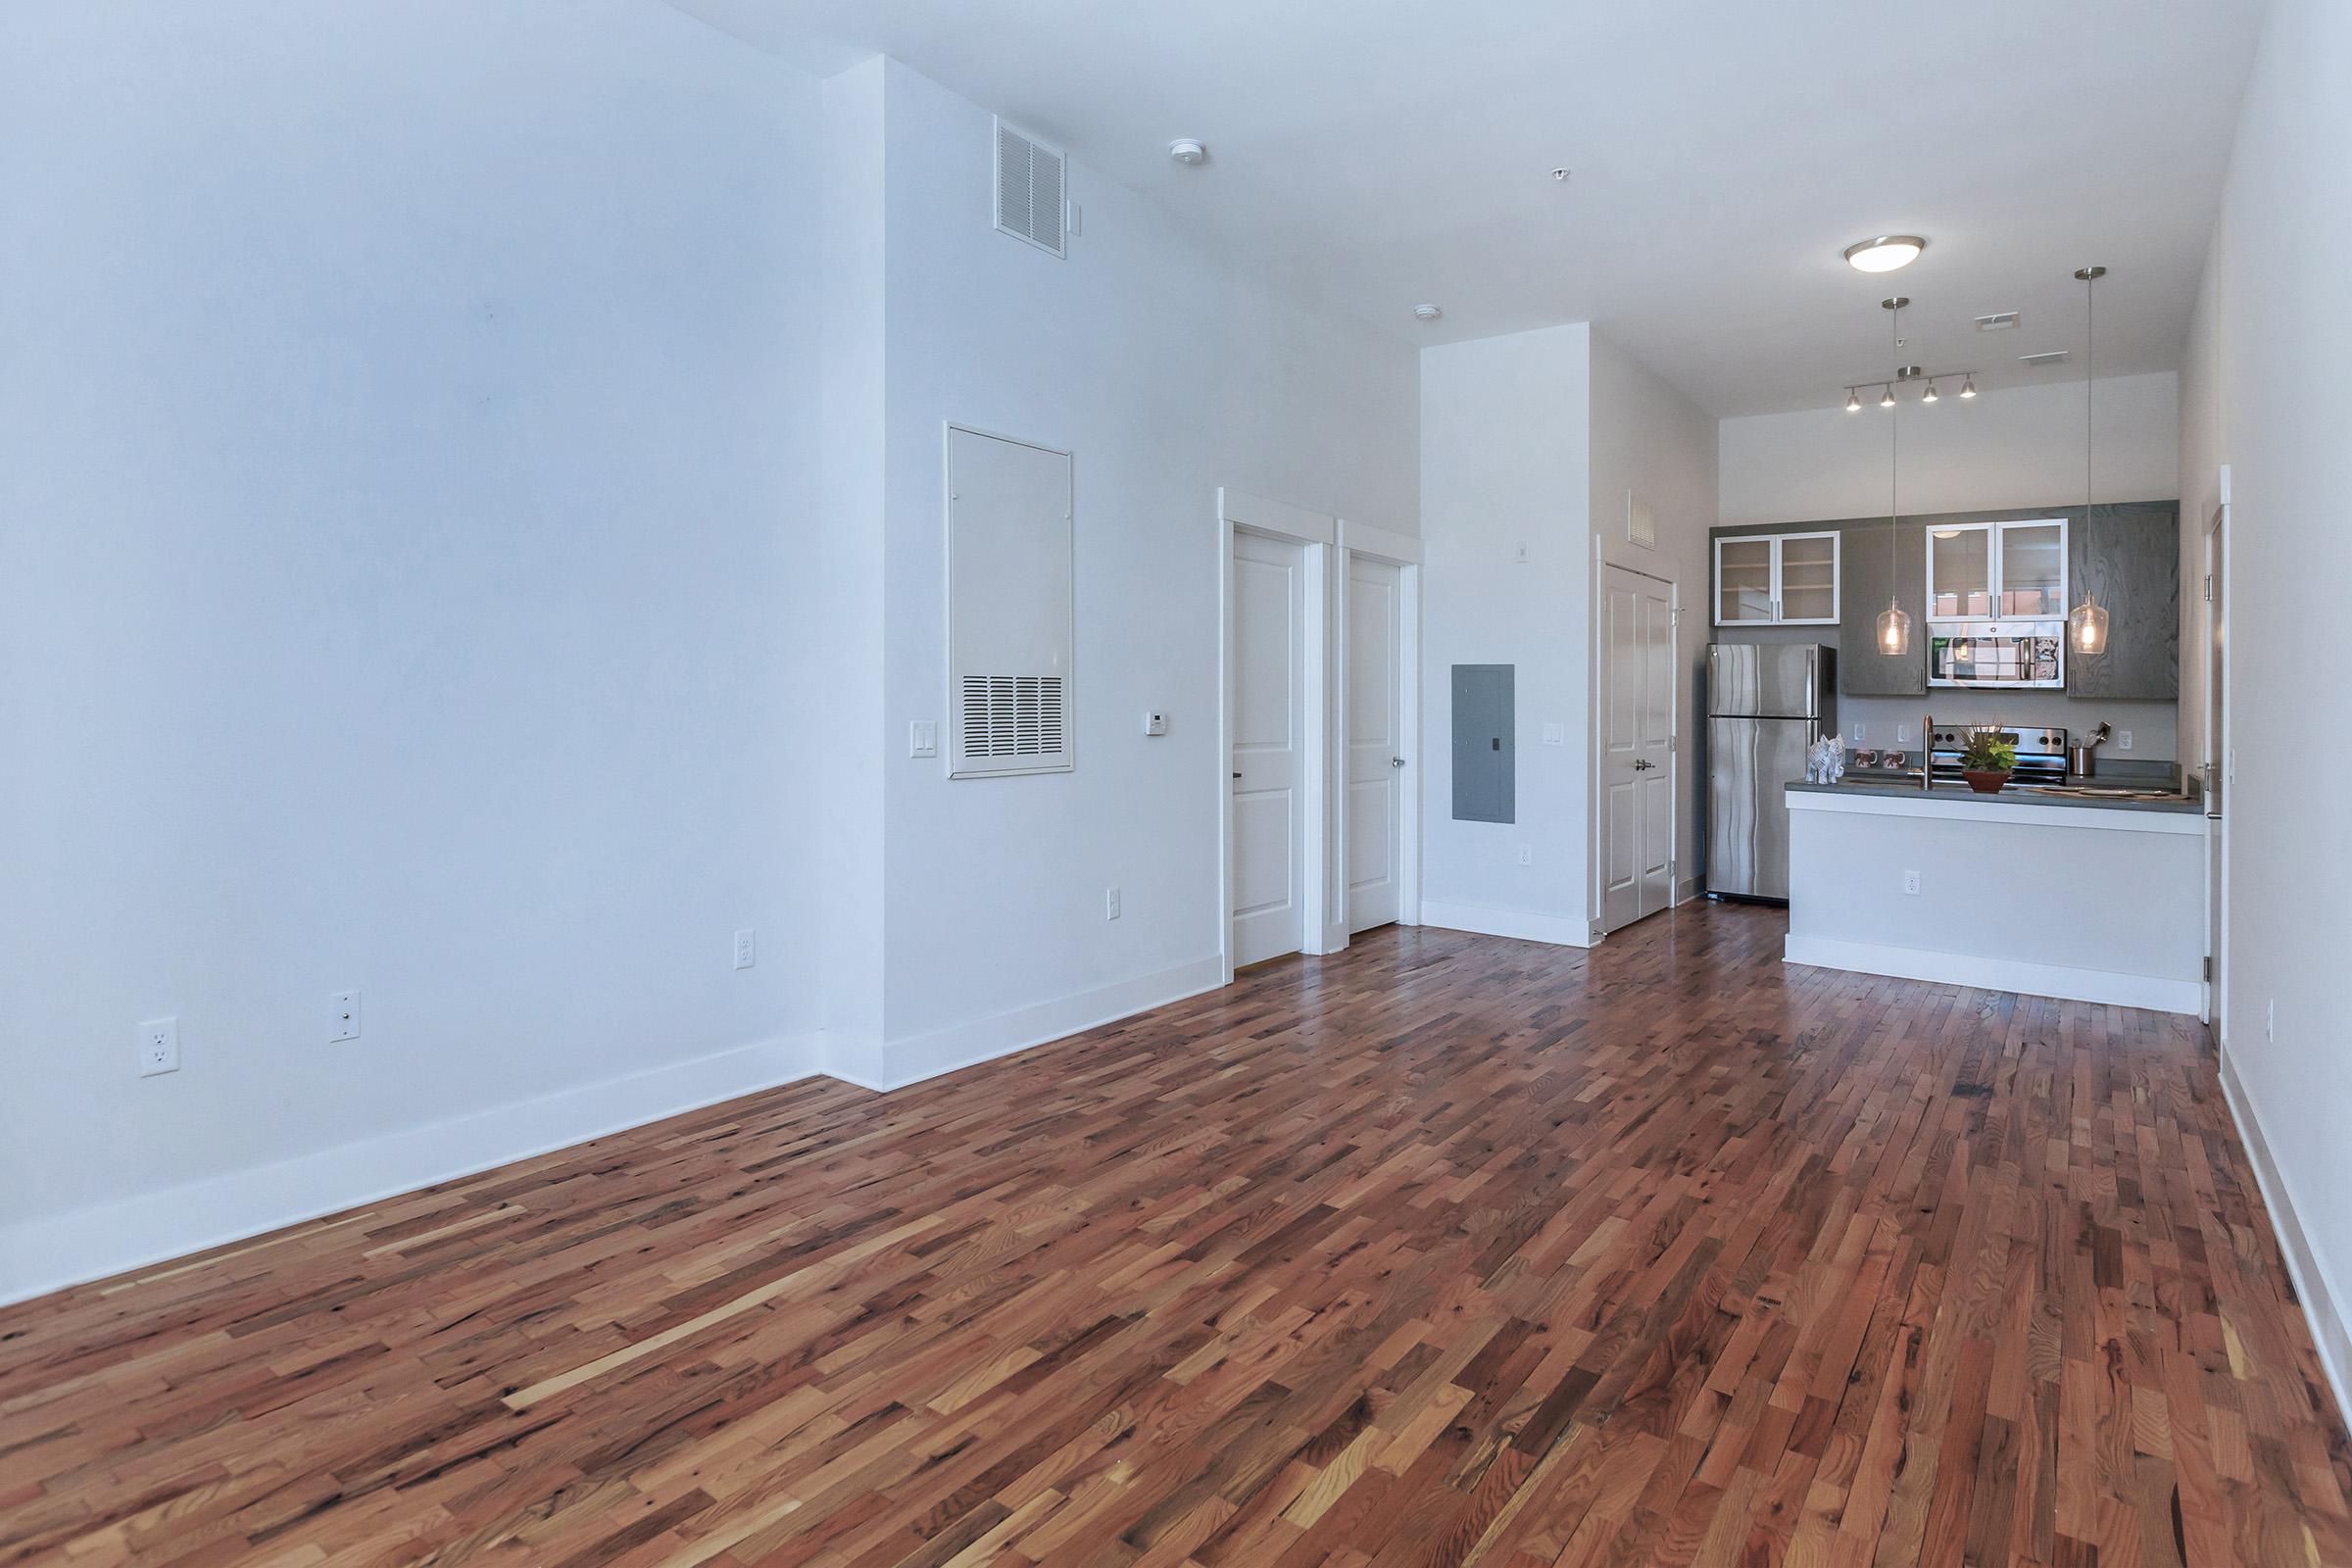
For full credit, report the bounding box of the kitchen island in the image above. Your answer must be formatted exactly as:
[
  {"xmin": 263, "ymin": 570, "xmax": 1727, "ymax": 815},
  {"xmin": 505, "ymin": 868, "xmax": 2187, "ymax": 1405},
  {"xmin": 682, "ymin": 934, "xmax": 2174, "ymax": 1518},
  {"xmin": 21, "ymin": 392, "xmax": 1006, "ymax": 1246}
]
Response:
[{"xmin": 1782, "ymin": 776, "xmax": 2208, "ymax": 1013}]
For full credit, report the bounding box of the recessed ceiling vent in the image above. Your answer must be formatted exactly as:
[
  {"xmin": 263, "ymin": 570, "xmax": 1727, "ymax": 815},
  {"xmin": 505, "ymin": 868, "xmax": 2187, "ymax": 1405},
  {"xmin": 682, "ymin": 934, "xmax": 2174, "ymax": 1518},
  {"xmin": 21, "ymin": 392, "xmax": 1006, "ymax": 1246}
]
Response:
[
  {"xmin": 994, "ymin": 118, "xmax": 1065, "ymax": 258},
  {"xmin": 2019, "ymin": 349, "xmax": 2071, "ymax": 368},
  {"xmin": 1975, "ymin": 312, "xmax": 2021, "ymax": 331}
]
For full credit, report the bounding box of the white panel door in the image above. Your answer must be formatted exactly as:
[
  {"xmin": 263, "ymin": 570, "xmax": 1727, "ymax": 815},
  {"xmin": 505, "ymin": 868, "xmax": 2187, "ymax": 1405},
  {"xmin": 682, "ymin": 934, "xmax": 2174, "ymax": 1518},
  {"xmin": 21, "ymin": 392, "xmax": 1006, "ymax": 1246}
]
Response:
[
  {"xmin": 1231, "ymin": 531, "xmax": 1306, "ymax": 966},
  {"xmin": 1346, "ymin": 556, "xmax": 1402, "ymax": 933},
  {"xmin": 1600, "ymin": 564, "xmax": 1676, "ymax": 935}
]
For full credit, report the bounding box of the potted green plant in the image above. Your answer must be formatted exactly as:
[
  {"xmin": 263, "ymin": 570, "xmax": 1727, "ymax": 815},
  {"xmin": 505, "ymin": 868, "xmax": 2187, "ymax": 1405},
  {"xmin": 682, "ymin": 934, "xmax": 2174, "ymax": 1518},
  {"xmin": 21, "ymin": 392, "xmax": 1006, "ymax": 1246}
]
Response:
[{"xmin": 1957, "ymin": 726, "xmax": 2017, "ymax": 793}]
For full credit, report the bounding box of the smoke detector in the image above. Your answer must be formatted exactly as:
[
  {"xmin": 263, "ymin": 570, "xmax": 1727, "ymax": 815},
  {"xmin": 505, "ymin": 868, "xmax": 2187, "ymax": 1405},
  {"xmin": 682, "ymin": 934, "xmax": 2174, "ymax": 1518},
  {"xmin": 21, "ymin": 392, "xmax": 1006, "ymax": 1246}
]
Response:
[
  {"xmin": 1413, "ymin": 304, "xmax": 1443, "ymax": 322},
  {"xmin": 1168, "ymin": 139, "xmax": 1206, "ymax": 166}
]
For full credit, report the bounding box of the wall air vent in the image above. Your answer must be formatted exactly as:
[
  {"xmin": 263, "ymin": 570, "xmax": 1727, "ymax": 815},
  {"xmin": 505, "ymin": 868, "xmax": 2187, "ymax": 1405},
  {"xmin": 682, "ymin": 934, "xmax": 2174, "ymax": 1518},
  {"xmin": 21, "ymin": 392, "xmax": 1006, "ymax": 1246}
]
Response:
[
  {"xmin": 2019, "ymin": 350, "xmax": 2071, "ymax": 368},
  {"xmin": 1975, "ymin": 312, "xmax": 2021, "ymax": 331},
  {"xmin": 994, "ymin": 119, "xmax": 1066, "ymax": 258},
  {"xmin": 947, "ymin": 426, "xmax": 1075, "ymax": 778},
  {"xmin": 958, "ymin": 676, "xmax": 1066, "ymax": 760}
]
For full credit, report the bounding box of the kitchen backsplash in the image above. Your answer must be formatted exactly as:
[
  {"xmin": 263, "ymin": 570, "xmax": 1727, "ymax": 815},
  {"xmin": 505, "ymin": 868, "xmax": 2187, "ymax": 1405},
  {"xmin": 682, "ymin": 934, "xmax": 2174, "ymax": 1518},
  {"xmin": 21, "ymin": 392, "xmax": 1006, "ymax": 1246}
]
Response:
[{"xmin": 1839, "ymin": 691, "xmax": 2180, "ymax": 762}]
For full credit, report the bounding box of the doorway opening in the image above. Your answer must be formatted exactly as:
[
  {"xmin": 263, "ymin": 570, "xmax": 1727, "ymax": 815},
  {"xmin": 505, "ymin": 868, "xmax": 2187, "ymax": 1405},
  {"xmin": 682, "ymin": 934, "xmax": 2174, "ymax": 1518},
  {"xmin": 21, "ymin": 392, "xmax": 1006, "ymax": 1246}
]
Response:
[{"xmin": 1598, "ymin": 562, "xmax": 1678, "ymax": 936}]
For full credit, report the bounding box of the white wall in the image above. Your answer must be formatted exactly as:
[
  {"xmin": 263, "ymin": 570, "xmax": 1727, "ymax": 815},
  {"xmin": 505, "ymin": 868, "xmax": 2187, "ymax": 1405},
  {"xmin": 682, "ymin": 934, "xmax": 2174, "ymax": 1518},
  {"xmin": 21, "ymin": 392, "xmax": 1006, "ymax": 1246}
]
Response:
[
  {"xmin": 1590, "ymin": 331, "xmax": 1719, "ymax": 901},
  {"xmin": 850, "ymin": 61, "xmax": 1420, "ymax": 1080},
  {"xmin": 0, "ymin": 0, "xmax": 827, "ymax": 1295},
  {"xmin": 1419, "ymin": 325, "xmax": 1593, "ymax": 942},
  {"xmin": 2179, "ymin": 0, "xmax": 2352, "ymax": 1414},
  {"xmin": 1720, "ymin": 371, "xmax": 2180, "ymax": 524},
  {"xmin": 1719, "ymin": 372, "xmax": 2184, "ymax": 761}
]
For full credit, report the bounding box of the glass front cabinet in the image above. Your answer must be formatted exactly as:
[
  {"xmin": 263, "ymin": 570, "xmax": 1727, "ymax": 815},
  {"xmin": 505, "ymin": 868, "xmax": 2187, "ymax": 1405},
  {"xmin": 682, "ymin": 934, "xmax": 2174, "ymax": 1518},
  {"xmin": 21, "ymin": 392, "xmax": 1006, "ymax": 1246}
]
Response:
[
  {"xmin": 1713, "ymin": 530, "xmax": 1840, "ymax": 626},
  {"xmin": 1926, "ymin": 518, "xmax": 2068, "ymax": 620}
]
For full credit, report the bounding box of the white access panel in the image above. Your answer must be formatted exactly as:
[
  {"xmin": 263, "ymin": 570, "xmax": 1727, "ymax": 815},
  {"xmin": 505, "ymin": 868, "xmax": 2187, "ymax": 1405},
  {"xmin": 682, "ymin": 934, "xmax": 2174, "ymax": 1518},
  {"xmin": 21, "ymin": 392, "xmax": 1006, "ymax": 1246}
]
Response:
[{"xmin": 947, "ymin": 426, "xmax": 1074, "ymax": 778}]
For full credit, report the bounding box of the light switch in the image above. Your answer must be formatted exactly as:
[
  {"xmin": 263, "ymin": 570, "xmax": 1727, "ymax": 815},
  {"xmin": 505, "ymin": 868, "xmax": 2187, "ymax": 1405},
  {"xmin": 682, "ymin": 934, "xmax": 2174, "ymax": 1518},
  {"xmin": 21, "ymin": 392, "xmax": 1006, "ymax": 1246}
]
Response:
[
  {"xmin": 1541, "ymin": 723, "xmax": 1565, "ymax": 746},
  {"xmin": 909, "ymin": 720, "xmax": 938, "ymax": 759}
]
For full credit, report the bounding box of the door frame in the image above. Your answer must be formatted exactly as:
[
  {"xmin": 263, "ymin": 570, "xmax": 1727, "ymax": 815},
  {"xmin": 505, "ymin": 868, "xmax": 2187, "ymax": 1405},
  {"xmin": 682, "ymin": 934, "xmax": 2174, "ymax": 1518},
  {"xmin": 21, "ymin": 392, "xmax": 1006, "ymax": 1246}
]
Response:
[
  {"xmin": 1217, "ymin": 490, "xmax": 1423, "ymax": 983},
  {"xmin": 2205, "ymin": 466, "xmax": 2231, "ymax": 1040},
  {"xmin": 1337, "ymin": 519, "xmax": 1424, "ymax": 950},
  {"xmin": 1590, "ymin": 549, "xmax": 1680, "ymax": 941},
  {"xmin": 1219, "ymin": 489, "xmax": 1333, "ymax": 983}
]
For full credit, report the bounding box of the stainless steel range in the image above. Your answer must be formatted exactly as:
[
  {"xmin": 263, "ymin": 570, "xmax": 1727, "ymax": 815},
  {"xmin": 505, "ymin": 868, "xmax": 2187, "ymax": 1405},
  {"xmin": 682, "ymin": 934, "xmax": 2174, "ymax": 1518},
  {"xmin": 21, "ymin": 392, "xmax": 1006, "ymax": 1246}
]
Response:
[{"xmin": 1925, "ymin": 724, "xmax": 2067, "ymax": 786}]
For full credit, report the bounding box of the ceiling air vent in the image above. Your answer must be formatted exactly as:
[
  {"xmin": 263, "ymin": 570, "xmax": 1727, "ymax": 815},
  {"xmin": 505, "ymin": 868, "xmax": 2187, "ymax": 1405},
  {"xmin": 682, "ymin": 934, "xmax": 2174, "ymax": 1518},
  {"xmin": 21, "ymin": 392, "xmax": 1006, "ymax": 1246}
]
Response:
[
  {"xmin": 1975, "ymin": 312, "xmax": 2021, "ymax": 331},
  {"xmin": 994, "ymin": 118, "xmax": 1066, "ymax": 258},
  {"xmin": 2019, "ymin": 349, "xmax": 2070, "ymax": 368}
]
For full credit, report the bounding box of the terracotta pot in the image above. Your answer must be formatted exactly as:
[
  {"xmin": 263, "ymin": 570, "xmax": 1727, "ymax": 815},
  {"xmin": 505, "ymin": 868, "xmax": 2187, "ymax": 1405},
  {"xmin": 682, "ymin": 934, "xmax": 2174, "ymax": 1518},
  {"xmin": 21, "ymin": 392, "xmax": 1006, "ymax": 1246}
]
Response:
[{"xmin": 1962, "ymin": 768, "xmax": 2011, "ymax": 794}]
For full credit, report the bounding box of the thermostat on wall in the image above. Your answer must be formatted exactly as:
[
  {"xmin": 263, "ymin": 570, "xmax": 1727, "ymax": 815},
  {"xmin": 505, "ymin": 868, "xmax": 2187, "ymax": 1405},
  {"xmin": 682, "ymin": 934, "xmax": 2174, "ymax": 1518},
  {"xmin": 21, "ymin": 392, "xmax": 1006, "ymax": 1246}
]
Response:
[{"xmin": 1144, "ymin": 710, "xmax": 1168, "ymax": 736}]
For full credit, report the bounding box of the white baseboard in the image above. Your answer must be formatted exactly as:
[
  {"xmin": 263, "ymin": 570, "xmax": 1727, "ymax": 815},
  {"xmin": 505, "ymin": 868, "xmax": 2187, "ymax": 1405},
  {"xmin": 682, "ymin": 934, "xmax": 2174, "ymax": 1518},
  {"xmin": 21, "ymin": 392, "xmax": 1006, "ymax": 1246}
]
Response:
[
  {"xmin": 1784, "ymin": 934, "xmax": 2202, "ymax": 1015},
  {"xmin": 1419, "ymin": 900, "xmax": 1593, "ymax": 949},
  {"xmin": 869, "ymin": 955, "xmax": 1227, "ymax": 1092},
  {"xmin": 2, "ymin": 955, "xmax": 1240, "ymax": 1309},
  {"xmin": 2219, "ymin": 1045, "xmax": 2352, "ymax": 1432},
  {"xmin": 0, "ymin": 1033, "xmax": 820, "ymax": 1309}
]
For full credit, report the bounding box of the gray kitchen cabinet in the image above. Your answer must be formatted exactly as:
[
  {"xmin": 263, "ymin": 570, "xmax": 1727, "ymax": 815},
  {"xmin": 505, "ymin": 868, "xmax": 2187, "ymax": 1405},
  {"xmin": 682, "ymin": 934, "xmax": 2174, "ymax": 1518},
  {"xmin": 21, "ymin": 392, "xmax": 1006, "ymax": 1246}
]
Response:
[
  {"xmin": 1836, "ymin": 518, "xmax": 1927, "ymax": 696},
  {"xmin": 2068, "ymin": 502, "xmax": 2180, "ymax": 699}
]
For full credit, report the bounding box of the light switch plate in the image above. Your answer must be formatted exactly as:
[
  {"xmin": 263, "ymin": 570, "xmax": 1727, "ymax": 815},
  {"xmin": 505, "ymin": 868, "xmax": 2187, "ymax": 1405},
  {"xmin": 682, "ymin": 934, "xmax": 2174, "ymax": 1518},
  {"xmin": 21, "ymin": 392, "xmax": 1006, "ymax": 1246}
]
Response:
[
  {"xmin": 329, "ymin": 991, "xmax": 361, "ymax": 1042},
  {"xmin": 909, "ymin": 720, "xmax": 939, "ymax": 759},
  {"xmin": 1541, "ymin": 723, "xmax": 1565, "ymax": 746}
]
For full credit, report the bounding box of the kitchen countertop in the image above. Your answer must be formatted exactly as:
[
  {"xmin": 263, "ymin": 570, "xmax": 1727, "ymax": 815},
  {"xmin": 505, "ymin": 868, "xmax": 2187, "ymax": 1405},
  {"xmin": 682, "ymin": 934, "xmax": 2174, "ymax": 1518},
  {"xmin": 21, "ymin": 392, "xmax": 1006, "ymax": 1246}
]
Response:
[{"xmin": 1786, "ymin": 774, "xmax": 2204, "ymax": 814}]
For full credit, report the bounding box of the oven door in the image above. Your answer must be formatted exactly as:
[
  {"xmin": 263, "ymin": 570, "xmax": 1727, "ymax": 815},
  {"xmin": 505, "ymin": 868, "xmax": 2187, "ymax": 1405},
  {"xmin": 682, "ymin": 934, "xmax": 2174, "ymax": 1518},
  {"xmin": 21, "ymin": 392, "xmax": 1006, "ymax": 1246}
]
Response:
[{"xmin": 1928, "ymin": 621, "xmax": 2066, "ymax": 688}]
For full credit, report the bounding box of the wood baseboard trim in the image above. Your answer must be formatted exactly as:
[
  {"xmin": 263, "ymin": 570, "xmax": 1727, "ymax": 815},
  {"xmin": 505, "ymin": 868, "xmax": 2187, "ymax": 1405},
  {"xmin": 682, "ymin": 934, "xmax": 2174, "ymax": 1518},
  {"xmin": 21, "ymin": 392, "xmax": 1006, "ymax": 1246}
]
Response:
[
  {"xmin": 0, "ymin": 1033, "xmax": 822, "ymax": 1308},
  {"xmin": 2219, "ymin": 1044, "xmax": 2352, "ymax": 1432},
  {"xmin": 1784, "ymin": 933, "xmax": 2201, "ymax": 1014}
]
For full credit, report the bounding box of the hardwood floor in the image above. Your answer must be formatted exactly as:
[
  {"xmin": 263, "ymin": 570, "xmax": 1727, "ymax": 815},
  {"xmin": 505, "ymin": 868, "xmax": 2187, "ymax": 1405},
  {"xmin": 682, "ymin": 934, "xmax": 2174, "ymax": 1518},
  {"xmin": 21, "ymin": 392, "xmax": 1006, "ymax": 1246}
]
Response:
[{"xmin": 4, "ymin": 902, "xmax": 2346, "ymax": 1567}]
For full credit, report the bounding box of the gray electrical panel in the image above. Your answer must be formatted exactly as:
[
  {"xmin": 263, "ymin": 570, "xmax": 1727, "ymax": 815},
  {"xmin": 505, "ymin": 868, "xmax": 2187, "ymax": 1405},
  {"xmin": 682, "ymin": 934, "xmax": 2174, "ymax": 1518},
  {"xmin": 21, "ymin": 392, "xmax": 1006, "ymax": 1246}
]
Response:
[{"xmin": 1450, "ymin": 664, "xmax": 1515, "ymax": 823}]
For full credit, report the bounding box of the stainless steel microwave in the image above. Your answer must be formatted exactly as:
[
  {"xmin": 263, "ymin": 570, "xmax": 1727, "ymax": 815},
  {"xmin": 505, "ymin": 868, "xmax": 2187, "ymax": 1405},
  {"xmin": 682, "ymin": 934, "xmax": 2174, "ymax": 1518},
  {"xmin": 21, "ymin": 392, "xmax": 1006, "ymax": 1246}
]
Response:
[{"xmin": 1927, "ymin": 620, "xmax": 2065, "ymax": 688}]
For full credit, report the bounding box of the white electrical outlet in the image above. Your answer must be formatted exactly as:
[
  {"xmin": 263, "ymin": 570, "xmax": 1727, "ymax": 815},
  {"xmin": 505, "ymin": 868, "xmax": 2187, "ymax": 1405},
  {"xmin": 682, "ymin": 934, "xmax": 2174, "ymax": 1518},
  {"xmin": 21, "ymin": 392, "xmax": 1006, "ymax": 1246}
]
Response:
[
  {"xmin": 733, "ymin": 929, "xmax": 757, "ymax": 970},
  {"xmin": 1902, "ymin": 869, "xmax": 1921, "ymax": 896},
  {"xmin": 1897, "ymin": 725, "xmax": 1910, "ymax": 744},
  {"xmin": 1853, "ymin": 723, "xmax": 1866, "ymax": 742},
  {"xmin": 1516, "ymin": 844, "xmax": 1534, "ymax": 866},
  {"xmin": 2118, "ymin": 729, "xmax": 2133, "ymax": 752},
  {"xmin": 908, "ymin": 720, "xmax": 938, "ymax": 759},
  {"xmin": 329, "ymin": 990, "xmax": 361, "ymax": 1042},
  {"xmin": 1104, "ymin": 887, "xmax": 1121, "ymax": 920},
  {"xmin": 138, "ymin": 1016, "xmax": 179, "ymax": 1077}
]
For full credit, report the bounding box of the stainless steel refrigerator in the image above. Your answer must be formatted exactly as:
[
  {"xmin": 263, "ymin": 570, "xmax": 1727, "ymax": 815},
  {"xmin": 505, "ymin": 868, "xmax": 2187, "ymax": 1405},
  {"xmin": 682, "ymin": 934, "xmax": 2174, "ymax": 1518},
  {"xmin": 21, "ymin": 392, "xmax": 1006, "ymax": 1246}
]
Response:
[{"xmin": 1706, "ymin": 643, "xmax": 1836, "ymax": 902}]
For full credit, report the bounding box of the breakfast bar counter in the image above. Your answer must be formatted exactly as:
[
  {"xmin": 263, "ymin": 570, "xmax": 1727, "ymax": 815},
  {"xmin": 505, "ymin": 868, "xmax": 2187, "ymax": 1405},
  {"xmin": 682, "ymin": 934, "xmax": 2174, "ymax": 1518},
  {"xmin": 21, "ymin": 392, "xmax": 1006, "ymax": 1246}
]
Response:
[{"xmin": 1781, "ymin": 777, "xmax": 2210, "ymax": 1013}]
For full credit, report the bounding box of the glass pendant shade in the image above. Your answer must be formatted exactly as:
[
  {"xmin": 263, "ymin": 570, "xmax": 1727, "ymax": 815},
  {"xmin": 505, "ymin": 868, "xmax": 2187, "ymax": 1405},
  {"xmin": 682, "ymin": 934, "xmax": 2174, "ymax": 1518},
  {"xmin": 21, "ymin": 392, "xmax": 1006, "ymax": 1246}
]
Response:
[
  {"xmin": 2069, "ymin": 592, "xmax": 2110, "ymax": 655},
  {"xmin": 1876, "ymin": 599, "xmax": 1912, "ymax": 656}
]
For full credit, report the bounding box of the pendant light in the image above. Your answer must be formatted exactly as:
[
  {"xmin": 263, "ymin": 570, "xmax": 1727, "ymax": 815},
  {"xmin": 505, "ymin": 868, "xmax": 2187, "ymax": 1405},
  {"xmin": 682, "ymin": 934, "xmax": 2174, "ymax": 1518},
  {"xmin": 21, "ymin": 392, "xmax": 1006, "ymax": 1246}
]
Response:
[
  {"xmin": 1845, "ymin": 387, "xmax": 1862, "ymax": 413},
  {"xmin": 2068, "ymin": 266, "xmax": 2112, "ymax": 657},
  {"xmin": 1874, "ymin": 295, "xmax": 1914, "ymax": 658}
]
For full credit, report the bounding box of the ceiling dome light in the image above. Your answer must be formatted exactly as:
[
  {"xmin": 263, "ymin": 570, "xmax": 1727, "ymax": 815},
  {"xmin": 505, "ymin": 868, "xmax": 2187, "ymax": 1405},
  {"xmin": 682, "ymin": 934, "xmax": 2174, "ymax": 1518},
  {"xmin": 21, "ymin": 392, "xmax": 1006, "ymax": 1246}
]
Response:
[
  {"xmin": 1843, "ymin": 235, "xmax": 1927, "ymax": 273},
  {"xmin": 1845, "ymin": 388, "xmax": 1862, "ymax": 413},
  {"xmin": 1168, "ymin": 138, "xmax": 1206, "ymax": 166},
  {"xmin": 1922, "ymin": 380, "xmax": 1939, "ymax": 403},
  {"xmin": 1959, "ymin": 375, "xmax": 1977, "ymax": 399},
  {"xmin": 1413, "ymin": 303, "xmax": 1443, "ymax": 322}
]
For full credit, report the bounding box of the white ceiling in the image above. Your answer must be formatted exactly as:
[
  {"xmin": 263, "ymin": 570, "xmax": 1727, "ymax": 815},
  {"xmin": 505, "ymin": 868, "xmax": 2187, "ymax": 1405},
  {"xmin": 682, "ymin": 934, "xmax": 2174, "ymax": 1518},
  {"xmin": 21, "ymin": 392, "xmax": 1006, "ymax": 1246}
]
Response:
[{"xmin": 666, "ymin": 0, "xmax": 2266, "ymax": 416}]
